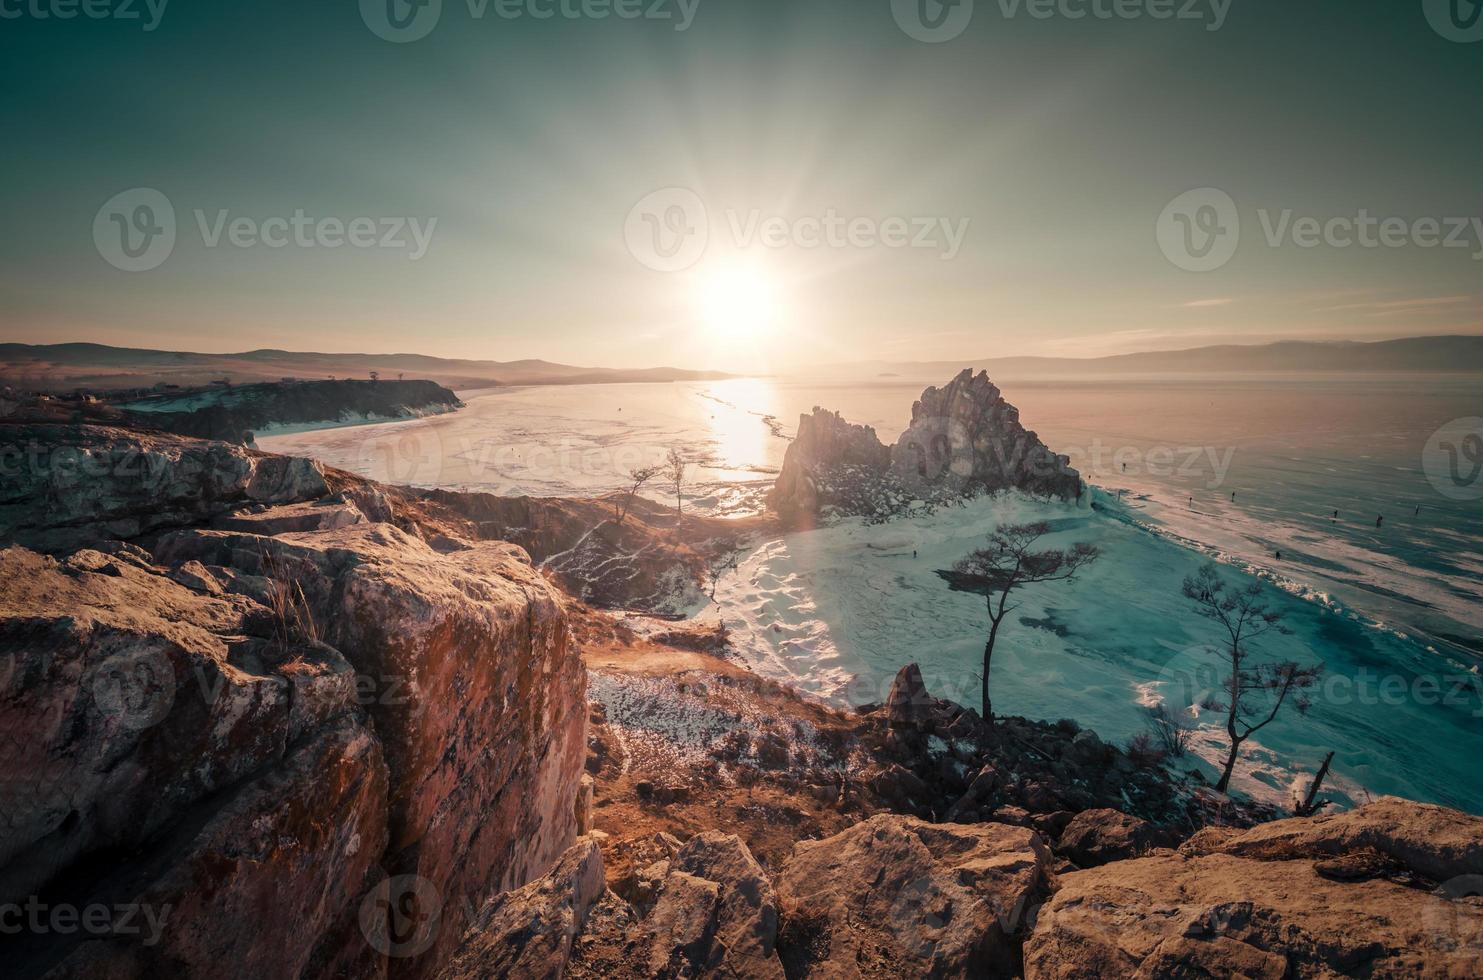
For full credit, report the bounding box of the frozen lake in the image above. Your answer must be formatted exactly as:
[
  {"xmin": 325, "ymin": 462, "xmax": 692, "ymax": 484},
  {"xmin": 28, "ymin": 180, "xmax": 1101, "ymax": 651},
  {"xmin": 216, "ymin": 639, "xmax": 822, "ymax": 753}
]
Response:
[{"xmin": 261, "ymin": 374, "xmax": 1483, "ymax": 812}]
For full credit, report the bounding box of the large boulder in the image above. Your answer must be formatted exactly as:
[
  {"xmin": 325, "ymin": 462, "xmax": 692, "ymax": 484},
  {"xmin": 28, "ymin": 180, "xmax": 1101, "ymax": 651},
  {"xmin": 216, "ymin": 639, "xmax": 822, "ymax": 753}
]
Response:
[
  {"xmin": 440, "ymin": 838, "xmax": 607, "ymax": 980},
  {"xmin": 665, "ymin": 832, "xmax": 785, "ymax": 978},
  {"xmin": 1199, "ymin": 796, "xmax": 1483, "ymax": 882},
  {"xmin": 0, "ymin": 423, "xmax": 328, "ymax": 553},
  {"xmin": 1056, "ymin": 809, "xmax": 1175, "ymax": 868},
  {"xmin": 776, "ymin": 814, "xmax": 1054, "ymax": 977},
  {"xmin": 891, "ymin": 370, "xmax": 1081, "ymax": 501},
  {"xmin": 1025, "ymin": 798, "xmax": 1483, "ymax": 978}
]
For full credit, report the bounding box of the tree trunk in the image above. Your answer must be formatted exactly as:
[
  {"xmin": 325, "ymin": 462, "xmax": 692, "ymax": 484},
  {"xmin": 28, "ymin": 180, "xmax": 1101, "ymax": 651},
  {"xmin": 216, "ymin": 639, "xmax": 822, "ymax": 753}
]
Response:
[
  {"xmin": 982, "ymin": 617, "xmax": 1002, "ymax": 720},
  {"xmin": 1215, "ymin": 736, "xmax": 1241, "ymax": 793},
  {"xmin": 1297, "ymin": 751, "xmax": 1335, "ymax": 816}
]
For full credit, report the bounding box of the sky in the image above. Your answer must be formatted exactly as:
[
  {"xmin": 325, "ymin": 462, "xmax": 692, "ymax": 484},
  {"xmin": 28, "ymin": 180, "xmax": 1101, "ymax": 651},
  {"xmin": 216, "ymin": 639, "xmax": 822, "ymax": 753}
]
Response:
[{"xmin": 2, "ymin": 0, "xmax": 1481, "ymax": 373}]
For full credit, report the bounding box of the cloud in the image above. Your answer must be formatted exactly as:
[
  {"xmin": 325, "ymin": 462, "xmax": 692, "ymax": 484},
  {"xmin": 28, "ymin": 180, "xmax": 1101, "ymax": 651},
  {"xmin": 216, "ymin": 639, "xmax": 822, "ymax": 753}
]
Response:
[{"xmin": 1181, "ymin": 298, "xmax": 1235, "ymax": 308}]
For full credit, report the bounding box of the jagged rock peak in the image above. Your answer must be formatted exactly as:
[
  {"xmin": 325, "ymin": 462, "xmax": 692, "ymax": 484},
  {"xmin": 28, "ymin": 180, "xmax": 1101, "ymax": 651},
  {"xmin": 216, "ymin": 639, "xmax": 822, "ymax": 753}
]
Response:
[
  {"xmin": 768, "ymin": 370, "xmax": 1082, "ymax": 526},
  {"xmin": 891, "ymin": 368, "xmax": 1081, "ymax": 500}
]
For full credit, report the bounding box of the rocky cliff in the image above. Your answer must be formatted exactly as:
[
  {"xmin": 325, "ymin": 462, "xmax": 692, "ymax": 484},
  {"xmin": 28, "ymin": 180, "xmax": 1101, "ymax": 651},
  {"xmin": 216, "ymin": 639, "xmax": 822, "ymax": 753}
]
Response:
[
  {"xmin": 769, "ymin": 370, "xmax": 1081, "ymax": 526},
  {"xmin": 0, "ymin": 425, "xmax": 586, "ymax": 979},
  {"xmin": 121, "ymin": 379, "xmax": 462, "ymax": 443}
]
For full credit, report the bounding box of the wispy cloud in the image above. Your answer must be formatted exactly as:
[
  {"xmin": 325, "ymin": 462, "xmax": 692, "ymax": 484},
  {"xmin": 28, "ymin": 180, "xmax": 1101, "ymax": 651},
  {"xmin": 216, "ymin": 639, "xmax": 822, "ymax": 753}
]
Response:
[
  {"xmin": 1181, "ymin": 298, "xmax": 1235, "ymax": 308},
  {"xmin": 1314, "ymin": 295, "xmax": 1473, "ymax": 314}
]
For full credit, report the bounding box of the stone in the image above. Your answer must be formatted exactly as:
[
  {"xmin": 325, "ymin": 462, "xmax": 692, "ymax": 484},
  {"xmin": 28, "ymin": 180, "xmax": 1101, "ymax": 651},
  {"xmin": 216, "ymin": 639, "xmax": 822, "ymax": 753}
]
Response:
[
  {"xmin": 669, "ymin": 832, "xmax": 785, "ymax": 978},
  {"xmin": 646, "ymin": 871, "xmax": 721, "ymax": 977},
  {"xmin": 1056, "ymin": 809, "xmax": 1174, "ymax": 868},
  {"xmin": 1206, "ymin": 796, "xmax": 1483, "ymax": 883},
  {"xmin": 211, "ymin": 497, "xmax": 367, "ymax": 535},
  {"xmin": 440, "ymin": 838, "xmax": 606, "ymax": 980},
  {"xmin": 0, "ymin": 423, "xmax": 329, "ymax": 553},
  {"xmin": 575, "ymin": 773, "xmax": 595, "ymax": 835},
  {"xmin": 776, "ymin": 814, "xmax": 1053, "ymax": 977},
  {"xmin": 1025, "ymin": 798, "xmax": 1483, "ymax": 979}
]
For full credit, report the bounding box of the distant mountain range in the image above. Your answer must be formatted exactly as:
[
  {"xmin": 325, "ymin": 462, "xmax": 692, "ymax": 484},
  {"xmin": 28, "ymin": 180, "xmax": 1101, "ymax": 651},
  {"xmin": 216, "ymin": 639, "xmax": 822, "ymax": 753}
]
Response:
[
  {"xmin": 805, "ymin": 335, "xmax": 1483, "ymax": 380},
  {"xmin": 3, "ymin": 336, "xmax": 1480, "ymax": 392},
  {"xmin": 0, "ymin": 343, "xmax": 733, "ymax": 391}
]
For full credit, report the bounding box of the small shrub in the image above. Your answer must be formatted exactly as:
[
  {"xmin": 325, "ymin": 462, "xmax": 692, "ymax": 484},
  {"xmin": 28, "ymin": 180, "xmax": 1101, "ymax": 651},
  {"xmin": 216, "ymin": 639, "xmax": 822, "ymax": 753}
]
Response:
[{"xmin": 1126, "ymin": 732, "xmax": 1168, "ymax": 769}]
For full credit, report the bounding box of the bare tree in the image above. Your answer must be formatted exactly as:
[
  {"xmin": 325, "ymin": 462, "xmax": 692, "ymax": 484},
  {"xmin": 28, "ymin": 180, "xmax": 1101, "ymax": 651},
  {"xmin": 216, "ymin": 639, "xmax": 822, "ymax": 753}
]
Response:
[
  {"xmin": 1181, "ymin": 562, "xmax": 1323, "ymax": 794},
  {"xmin": 665, "ymin": 447, "xmax": 687, "ymax": 518},
  {"xmin": 614, "ymin": 464, "xmax": 660, "ymax": 526},
  {"xmin": 1143, "ymin": 703, "xmax": 1194, "ymax": 758},
  {"xmin": 704, "ymin": 542, "xmax": 746, "ymax": 600},
  {"xmin": 937, "ymin": 522, "xmax": 1099, "ymax": 719},
  {"xmin": 1294, "ymin": 750, "xmax": 1335, "ymax": 817}
]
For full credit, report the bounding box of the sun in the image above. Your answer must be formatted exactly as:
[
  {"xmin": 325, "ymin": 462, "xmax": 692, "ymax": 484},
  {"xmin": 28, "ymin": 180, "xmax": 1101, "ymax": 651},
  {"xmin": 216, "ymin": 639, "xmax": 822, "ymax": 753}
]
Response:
[{"xmin": 693, "ymin": 260, "xmax": 781, "ymax": 338}]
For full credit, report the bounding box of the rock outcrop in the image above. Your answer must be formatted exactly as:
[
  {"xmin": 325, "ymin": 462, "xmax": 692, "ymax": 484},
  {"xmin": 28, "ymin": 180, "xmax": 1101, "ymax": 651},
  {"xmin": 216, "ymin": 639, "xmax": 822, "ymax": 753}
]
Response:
[
  {"xmin": 1024, "ymin": 798, "xmax": 1483, "ymax": 978},
  {"xmin": 768, "ymin": 371, "xmax": 1081, "ymax": 526},
  {"xmin": 1, "ymin": 428, "xmax": 588, "ymax": 979},
  {"xmin": 121, "ymin": 379, "xmax": 463, "ymax": 443},
  {"xmin": 0, "ymin": 422, "xmax": 328, "ymax": 553},
  {"xmin": 892, "ymin": 370, "xmax": 1081, "ymax": 501},
  {"xmin": 767, "ymin": 409, "xmax": 894, "ymax": 526},
  {"xmin": 775, "ymin": 814, "xmax": 1054, "ymax": 977},
  {"xmin": 440, "ymin": 838, "xmax": 607, "ymax": 980}
]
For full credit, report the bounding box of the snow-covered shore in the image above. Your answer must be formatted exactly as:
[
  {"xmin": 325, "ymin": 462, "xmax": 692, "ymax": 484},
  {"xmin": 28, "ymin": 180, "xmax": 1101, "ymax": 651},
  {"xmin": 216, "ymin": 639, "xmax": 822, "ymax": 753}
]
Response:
[{"xmin": 701, "ymin": 489, "xmax": 1483, "ymax": 814}]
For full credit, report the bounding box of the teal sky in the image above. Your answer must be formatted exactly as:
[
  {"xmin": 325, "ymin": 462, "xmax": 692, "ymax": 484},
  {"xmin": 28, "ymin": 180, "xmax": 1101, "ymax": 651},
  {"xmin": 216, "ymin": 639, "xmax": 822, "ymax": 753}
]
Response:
[{"xmin": 2, "ymin": 0, "xmax": 1481, "ymax": 372}]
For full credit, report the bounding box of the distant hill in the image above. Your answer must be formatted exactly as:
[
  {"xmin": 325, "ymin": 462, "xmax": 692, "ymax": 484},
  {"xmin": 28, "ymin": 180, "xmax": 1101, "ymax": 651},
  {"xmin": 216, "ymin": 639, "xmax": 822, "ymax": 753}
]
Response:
[
  {"xmin": 805, "ymin": 336, "xmax": 1483, "ymax": 380},
  {"xmin": 0, "ymin": 343, "xmax": 733, "ymax": 391}
]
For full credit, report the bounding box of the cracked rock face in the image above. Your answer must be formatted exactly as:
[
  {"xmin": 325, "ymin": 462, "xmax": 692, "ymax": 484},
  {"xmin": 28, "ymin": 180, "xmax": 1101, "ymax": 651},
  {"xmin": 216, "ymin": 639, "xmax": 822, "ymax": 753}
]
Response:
[
  {"xmin": 1024, "ymin": 798, "xmax": 1483, "ymax": 979},
  {"xmin": 775, "ymin": 813, "xmax": 1054, "ymax": 978},
  {"xmin": 2, "ymin": 476, "xmax": 587, "ymax": 978},
  {"xmin": 0, "ymin": 423, "xmax": 328, "ymax": 553}
]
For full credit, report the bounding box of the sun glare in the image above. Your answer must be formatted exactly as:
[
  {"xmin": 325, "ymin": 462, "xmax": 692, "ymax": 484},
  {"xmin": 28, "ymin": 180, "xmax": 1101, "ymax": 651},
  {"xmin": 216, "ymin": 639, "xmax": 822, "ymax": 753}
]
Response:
[{"xmin": 694, "ymin": 260, "xmax": 780, "ymax": 339}]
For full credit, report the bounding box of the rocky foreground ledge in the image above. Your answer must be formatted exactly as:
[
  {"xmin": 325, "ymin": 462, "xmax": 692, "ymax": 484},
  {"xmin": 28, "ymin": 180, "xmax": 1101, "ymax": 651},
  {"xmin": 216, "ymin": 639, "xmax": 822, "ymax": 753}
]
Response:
[{"xmin": 2, "ymin": 413, "xmax": 1481, "ymax": 978}]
